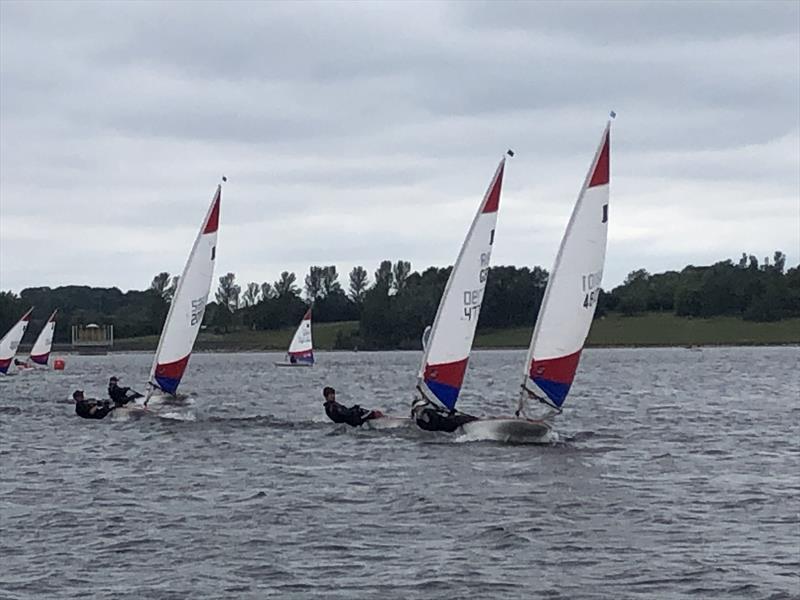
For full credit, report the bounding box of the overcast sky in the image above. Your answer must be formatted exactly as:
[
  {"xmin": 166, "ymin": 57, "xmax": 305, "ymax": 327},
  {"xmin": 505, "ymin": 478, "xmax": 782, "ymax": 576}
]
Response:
[{"xmin": 1, "ymin": 0, "xmax": 798, "ymax": 295}]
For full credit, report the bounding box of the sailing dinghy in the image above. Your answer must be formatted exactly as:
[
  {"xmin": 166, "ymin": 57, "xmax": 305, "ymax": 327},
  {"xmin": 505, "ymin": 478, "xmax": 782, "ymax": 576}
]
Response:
[
  {"xmin": 25, "ymin": 309, "xmax": 58, "ymax": 367},
  {"xmin": 409, "ymin": 153, "xmax": 509, "ymax": 427},
  {"xmin": 461, "ymin": 118, "xmax": 612, "ymax": 442},
  {"xmin": 117, "ymin": 181, "xmax": 222, "ymax": 415},
  {"xmin": 275, "ymin": 309, "xmax": 314, "ymax": 367},
  {"xmin": 0, "ymin": 308, "xmax": 33, "ymax": 375}
]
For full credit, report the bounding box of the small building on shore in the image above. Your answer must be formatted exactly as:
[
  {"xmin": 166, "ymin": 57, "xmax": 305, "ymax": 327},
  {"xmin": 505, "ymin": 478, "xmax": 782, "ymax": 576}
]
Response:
[{"xmin": 71, "ymin": 323, "xmax": 114, "ymax": 355}]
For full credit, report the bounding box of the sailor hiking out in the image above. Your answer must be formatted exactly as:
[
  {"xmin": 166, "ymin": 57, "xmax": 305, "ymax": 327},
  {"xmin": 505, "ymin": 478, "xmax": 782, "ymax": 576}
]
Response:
[{"xmin": 322, "ymin": 387, "xmax": 383, "ymax": 427}]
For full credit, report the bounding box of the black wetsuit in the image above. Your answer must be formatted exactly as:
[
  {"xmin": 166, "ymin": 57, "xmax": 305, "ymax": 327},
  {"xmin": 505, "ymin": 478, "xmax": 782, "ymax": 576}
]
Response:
[
  {"xmin": 324, "ymin": 400, "xmax": 373, "ymax": 427},
  {"xmin": 75, "ymin": 399, "xmax": 113, "ymax": 420},
  {"xmin": 108, "ymin": 385, "xmax": 139, "ymax": 408},
  {"xmin": 415, "ymin": 407, "xmax": 477, "ymax": 433}
]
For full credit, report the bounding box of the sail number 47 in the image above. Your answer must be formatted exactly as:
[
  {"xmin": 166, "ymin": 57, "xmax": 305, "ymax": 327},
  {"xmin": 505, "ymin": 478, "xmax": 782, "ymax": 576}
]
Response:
[{"xmin": 463, "ymin": 289, "xmax": 482, "ymax": 320}]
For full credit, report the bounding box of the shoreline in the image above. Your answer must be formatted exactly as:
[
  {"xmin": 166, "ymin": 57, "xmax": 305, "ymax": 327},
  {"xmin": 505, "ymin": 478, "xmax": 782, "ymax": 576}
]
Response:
[
  {"xmin": 24, "ymin": 313, "xmax": 800, "ymax": 354},
  {"xmin": 37, "ymin": 341, "xmax": 800, "ymax": 355}
]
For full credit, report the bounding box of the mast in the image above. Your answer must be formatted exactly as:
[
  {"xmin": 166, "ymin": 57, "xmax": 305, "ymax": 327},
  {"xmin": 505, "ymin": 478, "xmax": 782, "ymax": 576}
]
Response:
[
  {"xmin": 146, "ymin": 179, "xmax": 222, "ymax": 400},
  {"xmin": 518, "ymin": 116, "xmax": 613, "ymax": 415},
  {"xmin": 416, "ymin": 153, "xmax": 510, "ymax": 411}
]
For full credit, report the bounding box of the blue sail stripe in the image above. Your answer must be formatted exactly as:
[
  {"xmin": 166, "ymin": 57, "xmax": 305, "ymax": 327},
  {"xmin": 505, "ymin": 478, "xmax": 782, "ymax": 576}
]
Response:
[
  {"xmin": 532, "ymin": 377, "xmax": 571, "ymax": 407},
  {"xmin": 424, "ymin": 379, "xmax": 460, "ymax": 411}
]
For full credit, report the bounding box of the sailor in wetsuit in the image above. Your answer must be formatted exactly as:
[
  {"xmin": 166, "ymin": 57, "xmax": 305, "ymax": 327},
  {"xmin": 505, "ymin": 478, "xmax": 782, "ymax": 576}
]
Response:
[
  {"xmin": 322, "ymin": 386, "xmax": 383, "ymax": 427},
  {"xmin": 411, "ymin": 397, "xmax": 478, "ymax": 432},
  {"xmin": 73, "ymin": 390, "xmax": 113, "ymax": 420},
  {"xmin": 108, "ymin": 376, "xmax": 142, "ymax": 408}
]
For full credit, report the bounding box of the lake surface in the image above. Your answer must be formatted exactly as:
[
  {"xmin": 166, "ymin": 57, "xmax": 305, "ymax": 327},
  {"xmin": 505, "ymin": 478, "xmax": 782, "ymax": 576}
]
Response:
[{"xmin": 1, "ymin": 347, "xmax": 798, "ymax": 599}]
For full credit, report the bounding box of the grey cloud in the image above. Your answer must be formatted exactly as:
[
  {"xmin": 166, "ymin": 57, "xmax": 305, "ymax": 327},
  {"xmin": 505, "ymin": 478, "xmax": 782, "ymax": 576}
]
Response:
[{"xmin": 1, "ymin": 0, "xmax": 798, "ymax": 293}]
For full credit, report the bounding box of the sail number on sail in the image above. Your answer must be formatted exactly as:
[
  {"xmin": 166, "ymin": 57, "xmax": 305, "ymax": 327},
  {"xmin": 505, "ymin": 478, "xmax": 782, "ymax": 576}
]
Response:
[
  {"xmin": 190, "ymin": 295, "xmax": 208, "ymax": 326},
  {"xmin": 464, "ymin": 251, "xmax": 492, "ymax": 320},
  {"xmin": 463, "ymin": 288, "xmax": 484, "ymax": 320},
  {"xmin": 581, "ymin": 269, "xmax": 603, "ymax": 309}
]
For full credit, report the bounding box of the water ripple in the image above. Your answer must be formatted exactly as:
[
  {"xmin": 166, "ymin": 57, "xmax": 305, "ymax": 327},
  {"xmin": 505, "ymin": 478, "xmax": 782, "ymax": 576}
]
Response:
[{"xmin": 0, "ymin": 347, "xmax": 798, "ymax": 599}]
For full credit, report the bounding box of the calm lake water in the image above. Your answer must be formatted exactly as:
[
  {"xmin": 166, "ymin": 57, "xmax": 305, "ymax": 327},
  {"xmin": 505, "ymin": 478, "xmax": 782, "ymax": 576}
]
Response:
[{"xmin": 1, "ymin": 347, "xmax": 798, "ymax": 599}]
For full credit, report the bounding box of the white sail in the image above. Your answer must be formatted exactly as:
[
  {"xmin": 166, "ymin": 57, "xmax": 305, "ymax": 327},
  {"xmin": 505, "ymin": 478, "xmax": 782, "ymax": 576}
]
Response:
[
  {"xmin": 29, "ymin": 309, "xmax": 57, "ymax": 366},
  {"xmin": 417, "ymin": 156, "xmax": 507, "ymax": 411},
  {"xmin": 287, "ymin": 309, "xmax": 314, "ymax": 364},
  {"xmin": 521, "ymin": 121, "xmax": 611, "ymax": 411},
  {"xmin": 0, "ymin": 308, "xmax": 33, "ymax": 374},
  {"xmin": 148, "ymin": 183, "xmax": 221, "ymax": 396}
]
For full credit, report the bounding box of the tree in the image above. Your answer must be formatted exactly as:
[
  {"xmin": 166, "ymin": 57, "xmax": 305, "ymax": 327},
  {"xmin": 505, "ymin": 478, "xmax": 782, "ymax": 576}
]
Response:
[
  {"xmin": 304, "ymin": 266, "xmax": 324, "ymax": 301},
  {"xmin": 215, "ymin": 273, "xmax": 240, "ymax": 313},
  {"xmin": 321, "ymin": 266, "xmax": 341, "ymax": 297},
  {"xmin": 274, "ymin": 271, "xmax": 299, "ymax": 297},
  {"xmin": 242, "ymin": 282, "xmax": 260, "ymax": 307},
  {"xmin": 615, "ymin": 269, "xmax": 650, "ymax": 316},
  {"xmin": 0, "ymin": 290, "xmax": 26, "ymax": 336},
  {"xmin": 624, "ymin": 269, "xmax": 650, "ymax": 286},
  {"xmin": 773, "ymin": 250, "xmax": 786, "ymax": 274},
  {"xmin": 392, "ymin": 260, "xmax": 411, "ymax": 293},
  {"xmin": 260, "ymin": 282, "xmax": 275, "ymax": 301},
  {"xmin": 374, "ymin": 260, "xmax": 393, "ymax": 291},
  {"xmin": 647, "ymin": 271, "xmax": 680, "ymax": 311},
  {"xmin": 738, "ymin": 253, "xmax": 748, "ymax": 269},
  {"xmin": 348, "ymin": 266, "xmax": 369, "ymax": 304},
  {"xmin": 150, "ymin": 272, "xmax": 171, "ymax": 298},
  {"xmin": 479, "ymin": 265, "xmax": 546, "ymax": 328}
]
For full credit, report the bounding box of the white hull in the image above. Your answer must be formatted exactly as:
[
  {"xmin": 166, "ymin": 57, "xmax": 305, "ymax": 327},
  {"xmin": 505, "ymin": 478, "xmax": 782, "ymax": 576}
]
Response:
[{"xmin": 458, "ymin": 417, "xmax": 554, "ymax": 444}]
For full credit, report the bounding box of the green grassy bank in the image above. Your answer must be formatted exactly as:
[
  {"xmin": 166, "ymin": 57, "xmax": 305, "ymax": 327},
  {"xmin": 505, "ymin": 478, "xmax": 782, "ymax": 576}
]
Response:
[
  {"xmin": 477, "ymin": 313, "xmax": 800, "ymax": 348},
  {"xmin": 112, "ymin": 320, "xmax": 359, "ymax": 352},
  {"xmin": 108, "ymin": 313, "xmax": 800, "ymax": 352}
]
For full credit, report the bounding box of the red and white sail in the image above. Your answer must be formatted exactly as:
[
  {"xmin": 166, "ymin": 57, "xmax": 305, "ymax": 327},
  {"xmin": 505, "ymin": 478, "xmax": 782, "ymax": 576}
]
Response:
[
  {"xmin": 148, "ymin": 183, "xmax": 221, "ymax": 396},
  {"xmin": 29, "ymin": 309, "xmax": 57, "ymax": 366},
  {"xmin": 0, "ymin": 308, "xmax": 33, "ymax": 374},
  {"xmin": 417, "ymin": 157, "xmax": 507, "ymax": 411},
  {"xmin": 521, "ymin": 121, "xmax": 611, "ymax": 410},
  {"xmin": 287, "ymin": 309, "xmax": 314, "ymax": 364}
]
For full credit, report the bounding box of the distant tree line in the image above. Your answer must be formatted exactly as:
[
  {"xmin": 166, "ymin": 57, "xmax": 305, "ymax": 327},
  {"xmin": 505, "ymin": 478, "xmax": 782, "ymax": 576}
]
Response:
[
  {"xmin": 0, "ymin": 250, "xmax": 797, "ymax": 349},
  {"xmin": 602, "ymin": 251, "xmax": 798, "ymax": 322}
]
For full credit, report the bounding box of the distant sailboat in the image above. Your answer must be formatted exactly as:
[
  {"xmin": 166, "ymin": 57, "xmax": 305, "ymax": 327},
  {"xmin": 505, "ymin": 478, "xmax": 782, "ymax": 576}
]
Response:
[
  {"xmin": 275, "ymin": 309, "xmax": 314, "ymax": 367},
  {"xmin": 413, "ymin": 154, "xmax": 507, "ymax": 413},
  {"xmin": 0, "ymin": 308, "xmax": 33, "ymax": 375},
  {"xmin": 28, "ymin": 309, "xmax": 58, "ymax": 367},
  {"xmin": 461, "ymin": 118, "xmax": 612, "ymax": 442}
]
